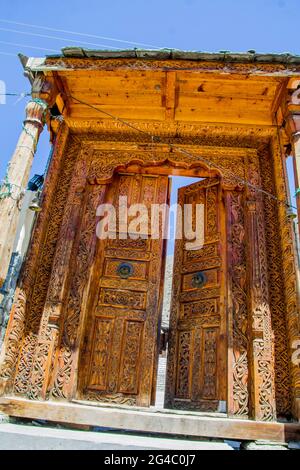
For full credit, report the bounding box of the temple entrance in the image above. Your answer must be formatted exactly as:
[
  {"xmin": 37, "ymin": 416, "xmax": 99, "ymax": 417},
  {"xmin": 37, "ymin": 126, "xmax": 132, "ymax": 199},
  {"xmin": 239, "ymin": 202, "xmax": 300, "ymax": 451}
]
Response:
[{"xmin": 78, "ymin": 169, "xmax": 227, "ymax": 412}]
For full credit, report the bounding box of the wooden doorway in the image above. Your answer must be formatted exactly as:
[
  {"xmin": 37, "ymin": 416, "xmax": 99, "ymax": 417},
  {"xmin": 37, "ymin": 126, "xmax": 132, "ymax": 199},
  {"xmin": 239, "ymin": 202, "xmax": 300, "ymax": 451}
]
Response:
[
  {"xmin": 165, "ymin": 177, "xmax": 227, "ymax": 412},
  {"xmin": 78, "ymin": 169, "xmax": 227, "ymax": 411},
  {"xmin": 77, "ymin": 172, "xmax": 169, "ymax": 407}
]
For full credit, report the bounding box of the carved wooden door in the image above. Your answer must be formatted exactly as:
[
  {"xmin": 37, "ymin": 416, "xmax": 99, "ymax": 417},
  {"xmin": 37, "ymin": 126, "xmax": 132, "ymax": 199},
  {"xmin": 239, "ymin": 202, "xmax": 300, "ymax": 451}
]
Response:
[
  {"xmin": 78, "ymin": 173, "xmax": 169, "ymax": 407},
  {"xmin": 165, "ymin": 177, "xmax": 227, "ymax": 412}
]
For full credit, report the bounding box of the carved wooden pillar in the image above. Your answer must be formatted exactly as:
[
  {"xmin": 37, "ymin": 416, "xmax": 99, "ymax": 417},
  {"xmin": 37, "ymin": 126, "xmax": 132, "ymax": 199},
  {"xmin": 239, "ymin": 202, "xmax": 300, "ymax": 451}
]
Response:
[
  {"xmin": 48, "ymin": 181, "xmax": 108, "ymax": 400},
  {"xmin": 245, "ymin": 199, "xmax": 276, "ymax": 421},
  {"xmin": 280, "ymin": 80, "xmax": 300, "ymax": 419},
  {"xmin": 27, "ymin": 147, "xmax": 90, "ymax": 399},
  {"xmin": 270, "ymin": 137, "xmax": 300, "ymax": 421},
  {"xmin": 0, "ymin": 99, "xmax": 47, "ymax": 288},
  {"xmin": 285, "ymin": 80, "xmax": 300, "ymax": 238},
  {"xmin": 224, "ymin": 188, "xmax": 250, "ymax": 419},
  {"xmin": 0, "ymin": 122, "xmax": 69, "ymax": 395}
]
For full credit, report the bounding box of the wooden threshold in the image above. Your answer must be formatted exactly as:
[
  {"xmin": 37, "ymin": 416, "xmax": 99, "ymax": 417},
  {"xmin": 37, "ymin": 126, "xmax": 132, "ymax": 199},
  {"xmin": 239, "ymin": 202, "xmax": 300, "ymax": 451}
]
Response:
[{"xmin": 0, "ymin": 396, "xmax": 299, "ymax": 442}]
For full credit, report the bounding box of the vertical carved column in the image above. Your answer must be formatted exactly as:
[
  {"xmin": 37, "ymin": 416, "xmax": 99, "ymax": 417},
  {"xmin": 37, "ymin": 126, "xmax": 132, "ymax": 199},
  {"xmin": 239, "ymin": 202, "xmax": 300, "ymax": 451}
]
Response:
[
  {"xmin": 270, "ymin": 137, "xmax": 300, "ymax": 420},
  {"xmin": 10, "ymin": 134, "xmax": 77, "ymax": 397},
  {"xmin": 27, "ymin": 148, "xmax": 91, "ymax": 400},
  {"xmin": 0, "ymin": 99, "xmax": 47, "ymax": 288},
  {"xmin": 49, "ymin": 182, "xmax": 107, "ymax": 400},
  {"xmin": 0, "ymin": 123, "xmax": 69, "ymax": 395},
  {"xmin": 225, "ymin": 189, "xmax": 249, "ymax": 419},
  {"xmin": 285, "ymin": 82, "xmax": 300, "ymax": 239},
  {"xmin": 292, "ymin": 133, "xmax": 300, "ymax": 232},
  {"xmin": 245, "ymin": 199, "xmax": 276, "ymax": 421},
  {"xmin": 258, "ymin": 144, "xmax": 292, "ymax": 418}
]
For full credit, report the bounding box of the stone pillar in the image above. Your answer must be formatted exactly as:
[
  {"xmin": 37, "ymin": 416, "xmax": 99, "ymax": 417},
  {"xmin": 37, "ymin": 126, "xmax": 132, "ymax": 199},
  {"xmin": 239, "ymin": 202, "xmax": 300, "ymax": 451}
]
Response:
[{"xmin": 0, "ymin": 99, "xmax": 47, "ymax": 288}]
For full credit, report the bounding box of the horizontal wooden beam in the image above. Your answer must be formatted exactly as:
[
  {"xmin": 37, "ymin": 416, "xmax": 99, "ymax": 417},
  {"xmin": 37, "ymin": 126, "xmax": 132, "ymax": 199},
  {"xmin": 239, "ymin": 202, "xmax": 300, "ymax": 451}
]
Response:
[{"xmin": 0, "ymin": 397, "xmax": 299, "ymax": 442}]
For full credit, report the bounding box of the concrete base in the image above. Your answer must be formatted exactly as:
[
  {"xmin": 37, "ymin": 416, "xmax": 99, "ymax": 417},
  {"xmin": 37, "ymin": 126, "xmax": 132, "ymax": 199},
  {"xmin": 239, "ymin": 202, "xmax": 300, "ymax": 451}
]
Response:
[
  {"xmin": 0, "ymin": 411, "xmax": 9, "ymax": 423},
  {"xmin": 240, "ymin": 440, "xmax": 288, "ymax": 450},
  {"xmin": 0, "ymin": 423, "xmax": 234, "ymax": 450},
  {"xmin": 288, "ymin": 441, "xmax": 300, "ymax": 450}
]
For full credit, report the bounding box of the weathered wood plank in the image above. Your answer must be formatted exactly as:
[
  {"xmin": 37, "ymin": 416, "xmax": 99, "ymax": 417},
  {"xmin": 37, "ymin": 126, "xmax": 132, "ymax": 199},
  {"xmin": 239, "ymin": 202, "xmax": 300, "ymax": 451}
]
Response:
[{"xmin": 0, "ymin": 397, "xmax": 299, "ymax": 442}]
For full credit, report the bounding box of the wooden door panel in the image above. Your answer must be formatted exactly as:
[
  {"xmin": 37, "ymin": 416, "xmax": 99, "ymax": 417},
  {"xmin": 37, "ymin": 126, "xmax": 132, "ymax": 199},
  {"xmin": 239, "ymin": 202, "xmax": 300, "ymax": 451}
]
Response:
[
  {"xmin": 87, "ymin": 317, "xmax": 114, "ymax": 390},
  {"xmin": 99, "ymin": 288, "xmax": 147, "ymax": 310},
  {"xmin": 118, "ymin": 320, "xmax": 144, "ymax": 394},
  {"xmin": 165, "ymin": 177, "xmax": 227, "ymax": 412},
  {"xmin": 79, "ymin": 173, "xmax": 168, "ymax": 407},
  {"xmin": 103, "ymin": 258, "xmax": 148, "ymax": 280}
]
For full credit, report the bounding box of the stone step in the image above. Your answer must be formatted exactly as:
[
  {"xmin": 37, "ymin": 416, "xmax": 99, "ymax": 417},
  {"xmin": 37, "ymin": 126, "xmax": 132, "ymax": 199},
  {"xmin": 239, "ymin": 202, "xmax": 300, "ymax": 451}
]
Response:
[{"xmin": 0, "ymin": 423, "xmax": 234, "ymax": 450}]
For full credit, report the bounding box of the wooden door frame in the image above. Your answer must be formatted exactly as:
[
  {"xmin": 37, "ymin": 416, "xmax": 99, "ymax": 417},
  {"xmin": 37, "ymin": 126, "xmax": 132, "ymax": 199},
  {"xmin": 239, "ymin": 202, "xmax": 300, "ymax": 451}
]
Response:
[
  {"xmin": 0, "ymin": 143, "xmax": 283, "ymax": 421},
  {"xmin": 76, "ymin": 162, "xmax": 226, "ymax": 409}
]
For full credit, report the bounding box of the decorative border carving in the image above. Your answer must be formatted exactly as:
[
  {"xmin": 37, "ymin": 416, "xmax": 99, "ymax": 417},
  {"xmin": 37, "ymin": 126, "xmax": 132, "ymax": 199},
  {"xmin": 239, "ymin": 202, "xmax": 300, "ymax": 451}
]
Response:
[
  {"xmin": 1, "ymin": 128, "xmax": 298, "ymax": 421},
  {"xmin": 225, "ymin": 190, "xmax": 249, "ymax": 418},
  {"xmin": 49, "ymin": 183, "xmax": 107, "ymax": 399},
  {"xmin": 0, "ymin": 123, "xmax": 69, "ymax": 394},
  {"xmin": 44, "ymin": 57, "xmax": 300, "ymax": 75},
  {"xmin": 12, "ymin": 132, "xmax": 78, "ymax": 397},
  {"xmin": 246, "ymin": 154, "xmax": 277, "ymax": 421},
  {"xmin": 270, "ymin": 137, "xmax": 300, "ymax": 418},
  {"xmin": 258, "ymin": 144, "xmax": 292, "ymax": 417}
]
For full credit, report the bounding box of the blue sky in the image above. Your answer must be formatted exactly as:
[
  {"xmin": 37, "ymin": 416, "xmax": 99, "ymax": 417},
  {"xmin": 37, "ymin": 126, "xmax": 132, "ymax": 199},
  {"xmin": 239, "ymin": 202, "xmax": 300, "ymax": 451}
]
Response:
[{"xmin": 0, "ymin": 0, "xmax": 298, "ymax": 205}]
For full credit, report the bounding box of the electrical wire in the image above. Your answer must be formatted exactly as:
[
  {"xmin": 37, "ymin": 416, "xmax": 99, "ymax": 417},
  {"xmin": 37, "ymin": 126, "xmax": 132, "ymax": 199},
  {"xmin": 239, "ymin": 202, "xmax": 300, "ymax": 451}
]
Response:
[
  {"xmin": 0, "ymin": 87, "xmax": 296, "ymax": 212},
  {"xmin": 0, "ymin": 51, "xmax": 17, "ymax": 57},
  {"xmin": 0, "ymin": 93, "xmax": 30, "ymax": 96},
  {"xmin": 0, "ymin": 18, "xmax": 166, "ymax": 50},
  {"xmin": 0, "ymin": 40, "xmax": 59, "ymax": 53},
  {"xmin": 0, "ymin": 26, "xmax": 130, "ymax": 50},
  {"xmin": 65, "ymin": 91, "xmax": 297, "ymax": 212}
]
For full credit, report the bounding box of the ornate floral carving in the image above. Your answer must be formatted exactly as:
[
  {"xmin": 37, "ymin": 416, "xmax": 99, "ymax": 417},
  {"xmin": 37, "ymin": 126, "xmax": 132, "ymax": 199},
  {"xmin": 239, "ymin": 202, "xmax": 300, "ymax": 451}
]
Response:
[
  {"xmin": 49, "ymin": 184, "xmax": 107, "ymax": 399},
  {"xmin": 11, "ymin": 134, "xmax": 78, "ymax": 397},
  {"xmin": 226, "ymin": 190, "xmax": 249, "ymax": 418},
  {"xmin": 258, "ymin": 144, "xmax": 292, "ymax": 417},
  {"xmin": 182, "ymin": 299, "xmax": 217, "ymax": 318},
  {"xmin": 0, "ymin": 123, "xmax": 69, "ymax": 394},
  {"xmin": 82, "ymin": 391, "xmax": 136, "ymax": 406},
  {"xmin": 86, "ymin": 319, "xmax": 113, "ymax": 389},
  {"xmin": 44, "ymin": 57, "xmax": 300, "ymax": 75},
  {"xmin": 99, "ymin": 289, "xmax": 146, "ymax": 310},
  {"xmin": 2, "ymin": 125, "xmax": 298, "ymax": 422},
  {"xmin": 27, "ymin": 147, "xmax": 89, "ymax": 400},
  {"xmin": 269, "ymin": 138, "xmax": 300, "ymax": 418},
  {"xmin": 119, "ymin": 322, "xmax": 143, "ymax": 394},
  {"xmin": 246, "ymin": 155, "xmax": 277, "ymax": 421},
  {"xmin": 202, "ymin": 328, "xmax": 218, "ymax": 399},
  {"xmin": 176, "ymin": 331, "xmax": 192, "ymax": 399}
]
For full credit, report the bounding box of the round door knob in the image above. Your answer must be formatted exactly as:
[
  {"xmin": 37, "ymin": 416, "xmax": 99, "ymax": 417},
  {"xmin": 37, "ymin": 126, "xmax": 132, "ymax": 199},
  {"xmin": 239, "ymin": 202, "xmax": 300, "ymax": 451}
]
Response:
[
  {"xmin": 117, "ymin": 262, "xmax": 134, "ymax": 279},
  {"xmin": 191, "ymin": 271, "xmax": 207, "ymax": 288}
]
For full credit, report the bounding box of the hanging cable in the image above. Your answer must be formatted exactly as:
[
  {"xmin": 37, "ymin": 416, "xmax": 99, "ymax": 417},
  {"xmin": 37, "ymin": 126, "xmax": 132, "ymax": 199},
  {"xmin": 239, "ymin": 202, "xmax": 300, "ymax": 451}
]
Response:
[
  {"xmin": 65, "ymin": 91, "xmax": 297, "ymax": 211},
  {"xmin": 0, "ymin": 26, "xmax": 129, "ymax": 50},
  {"xmin": 0, "ymin": 40, "xmax": 59, "ymax": 53},
  {"xmin": 0, "ymin": 89, "xmax": 296, "ymax": 211},
  {"xmin": 0, "ymin": 18, "xmax": 168, "ymax": 50},
  {"xmin": 0, "ymin": 93, "xmax": 30, "ymax": 96},
  {"xmin": 0, "ymin": 51, "xmax": 17, "ymax": 57}
]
